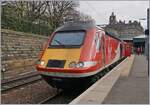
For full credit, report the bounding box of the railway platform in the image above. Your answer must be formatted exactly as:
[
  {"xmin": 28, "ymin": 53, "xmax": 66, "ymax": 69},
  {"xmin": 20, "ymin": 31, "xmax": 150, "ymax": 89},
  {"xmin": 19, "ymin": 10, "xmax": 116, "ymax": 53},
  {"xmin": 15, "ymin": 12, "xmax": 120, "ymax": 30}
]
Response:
[{"xmin": 70, "ymin": 54, "xmax": 149, "ymax": 104}]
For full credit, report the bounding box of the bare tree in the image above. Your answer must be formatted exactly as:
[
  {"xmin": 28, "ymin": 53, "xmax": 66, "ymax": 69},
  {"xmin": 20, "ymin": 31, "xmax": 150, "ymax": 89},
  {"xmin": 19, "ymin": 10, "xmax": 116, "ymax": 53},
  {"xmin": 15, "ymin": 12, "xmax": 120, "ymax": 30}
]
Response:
[
  {"xmin": 45, "ymin": 1, "xmax": 76, "ymax": 29},
  {"xmin": 3, "ymin": 1, "xmax": 48, "ymax": 22},
  {"xmin": 78, "ymin": 12, "xmax": 95, "ymax": 22},
  {"xmin": 25, "ymin": 1, "xmax": 48, "ymax": 22},
  {"xmin": 2, "ymin": 1, "xmax": 95, "ymax": 34}
]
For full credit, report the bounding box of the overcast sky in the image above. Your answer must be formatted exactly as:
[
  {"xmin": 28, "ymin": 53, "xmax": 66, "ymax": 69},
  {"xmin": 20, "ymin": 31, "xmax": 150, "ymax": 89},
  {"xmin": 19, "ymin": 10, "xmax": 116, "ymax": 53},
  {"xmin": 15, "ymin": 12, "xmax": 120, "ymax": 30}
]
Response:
[{"xmin": 77, "ymin": 1, "xmax": 149, "ymax": 29}]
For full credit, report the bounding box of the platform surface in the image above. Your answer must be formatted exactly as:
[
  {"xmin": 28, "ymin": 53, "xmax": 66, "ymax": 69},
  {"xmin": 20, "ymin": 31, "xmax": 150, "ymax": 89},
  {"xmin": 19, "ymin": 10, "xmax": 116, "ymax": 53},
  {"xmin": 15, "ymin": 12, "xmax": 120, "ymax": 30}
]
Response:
[
  {"xmin": 103, "ymin": 55, "xmax": 149, "ymax": 104},
  {"xmin": 70, "ymin": 55, "xmax": 135, "ymax": 104},
  {"xmin": 70, "ymin": 55, "xmax": 149, "ymax": 104}
]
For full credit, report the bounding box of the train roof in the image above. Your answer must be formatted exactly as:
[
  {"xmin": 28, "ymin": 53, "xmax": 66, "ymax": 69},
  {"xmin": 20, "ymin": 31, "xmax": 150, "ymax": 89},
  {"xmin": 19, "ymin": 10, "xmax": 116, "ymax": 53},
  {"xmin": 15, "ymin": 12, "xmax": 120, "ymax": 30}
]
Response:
[
  {"xmin": 105, "ymin": 31, "xmax": 122, "ymax": 42},
  {"xmin": 55, "ymin": 21, "xmax": 122, "ymax": 42},
  {"xmin": 55, "ymin": 21, "xmax": 96, "ymax": 32}
]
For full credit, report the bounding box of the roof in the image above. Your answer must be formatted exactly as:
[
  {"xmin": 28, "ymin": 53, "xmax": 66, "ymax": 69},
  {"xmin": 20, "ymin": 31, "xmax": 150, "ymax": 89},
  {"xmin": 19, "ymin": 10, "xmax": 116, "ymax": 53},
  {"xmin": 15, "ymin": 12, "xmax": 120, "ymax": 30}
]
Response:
[
  {"xmin": 55, "ymin": 21, "xmax": 96, "ymax": 32},
  {"xmin": 105, "ymin": 31, "xmax": 122, "ymax": 41},
  {"xmin": 54, "ymin": 22, "xmax": 123, "ymax": 42}
]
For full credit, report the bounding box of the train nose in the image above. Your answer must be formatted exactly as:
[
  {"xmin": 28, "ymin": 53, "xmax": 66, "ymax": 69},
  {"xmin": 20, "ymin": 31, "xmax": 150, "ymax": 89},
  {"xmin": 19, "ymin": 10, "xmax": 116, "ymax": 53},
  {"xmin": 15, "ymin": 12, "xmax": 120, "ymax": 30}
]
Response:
[{"xmin": 39, "ymin": 48, "xmax": 82, "ymax": 69}]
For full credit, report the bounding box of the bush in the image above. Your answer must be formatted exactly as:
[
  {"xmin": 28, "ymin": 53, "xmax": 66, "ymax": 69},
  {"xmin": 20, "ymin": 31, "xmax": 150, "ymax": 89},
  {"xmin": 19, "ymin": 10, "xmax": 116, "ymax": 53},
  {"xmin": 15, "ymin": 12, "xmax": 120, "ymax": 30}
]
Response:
[{"xmin": 2, "ymin": 15, "xmax": 52, "ymax": 36}]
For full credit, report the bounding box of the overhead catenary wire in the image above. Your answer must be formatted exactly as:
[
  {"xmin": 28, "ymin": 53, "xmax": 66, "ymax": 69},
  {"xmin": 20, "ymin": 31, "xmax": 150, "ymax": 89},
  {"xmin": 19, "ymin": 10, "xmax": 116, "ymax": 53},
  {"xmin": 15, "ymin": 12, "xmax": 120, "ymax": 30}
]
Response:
[{"xmin": 85, "ymin": 1, "xmax": 102, "ymax": 21}]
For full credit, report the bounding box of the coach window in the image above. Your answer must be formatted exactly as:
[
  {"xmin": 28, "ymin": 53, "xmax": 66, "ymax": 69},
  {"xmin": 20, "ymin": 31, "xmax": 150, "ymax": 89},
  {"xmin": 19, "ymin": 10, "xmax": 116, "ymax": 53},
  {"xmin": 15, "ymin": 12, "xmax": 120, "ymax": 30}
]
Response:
[{"xmin": 95, "ymin": 32, "xmax": 100, "ymax": 52}]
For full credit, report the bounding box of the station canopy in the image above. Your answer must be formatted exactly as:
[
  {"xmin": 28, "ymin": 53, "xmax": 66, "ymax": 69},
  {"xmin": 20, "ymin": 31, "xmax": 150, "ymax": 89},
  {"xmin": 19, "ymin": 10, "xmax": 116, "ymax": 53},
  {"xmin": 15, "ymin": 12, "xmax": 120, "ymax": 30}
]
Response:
[
  {"xmin": 133, "ymin": 35, "xmax": 147, "ymax": 43},
  {"xmin": 119, "ymin": 35, "xmax": 134, "ymax": 41}
]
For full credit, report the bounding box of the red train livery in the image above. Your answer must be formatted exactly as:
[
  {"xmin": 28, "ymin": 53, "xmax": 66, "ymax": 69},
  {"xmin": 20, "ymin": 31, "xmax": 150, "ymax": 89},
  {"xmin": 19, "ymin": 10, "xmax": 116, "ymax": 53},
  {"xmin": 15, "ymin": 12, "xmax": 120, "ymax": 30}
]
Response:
[{"xmin": 36, "ymin": 22, "xmax": 132, "ymax": 89}]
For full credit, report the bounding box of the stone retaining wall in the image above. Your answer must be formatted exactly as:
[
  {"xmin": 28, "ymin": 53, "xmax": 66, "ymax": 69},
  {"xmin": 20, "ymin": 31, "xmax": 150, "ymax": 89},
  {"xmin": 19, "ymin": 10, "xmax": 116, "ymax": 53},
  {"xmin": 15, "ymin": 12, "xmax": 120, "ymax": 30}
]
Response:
[{"xmin": 1, "ymin": 29, "xmax": 48, "ymax": 72}]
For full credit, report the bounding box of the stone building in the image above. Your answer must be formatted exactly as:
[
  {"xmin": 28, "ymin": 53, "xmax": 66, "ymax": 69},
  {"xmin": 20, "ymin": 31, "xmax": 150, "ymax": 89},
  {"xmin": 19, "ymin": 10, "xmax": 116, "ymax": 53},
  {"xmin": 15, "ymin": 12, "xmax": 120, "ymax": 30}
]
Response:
[
  {"xmin": 104, "ymin": 12, "xmax": 146, "ymax": 53},
  {"xmin": 104, "ymin": 12, "xmax": 144, "ymax": 40}
]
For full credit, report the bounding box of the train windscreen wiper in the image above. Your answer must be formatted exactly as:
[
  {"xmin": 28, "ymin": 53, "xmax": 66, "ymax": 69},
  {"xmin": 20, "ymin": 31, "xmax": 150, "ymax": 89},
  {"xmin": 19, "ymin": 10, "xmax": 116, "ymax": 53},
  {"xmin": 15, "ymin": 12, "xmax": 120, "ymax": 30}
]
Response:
[{"xmin": 54, "ymin": 39, "xmax": 66, "ymax": 47}]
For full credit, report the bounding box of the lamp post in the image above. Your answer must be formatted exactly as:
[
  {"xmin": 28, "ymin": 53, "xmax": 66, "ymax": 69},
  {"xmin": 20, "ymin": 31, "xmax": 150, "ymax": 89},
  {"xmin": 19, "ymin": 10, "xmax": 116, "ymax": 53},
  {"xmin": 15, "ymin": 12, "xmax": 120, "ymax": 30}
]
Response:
[
  {"xmin": 145, "ymin": 8, "xmax": 149, "ymax": 76},
  {"xmin": 139, "ymin": 8, "xmax": 149, "ymax": 76}
]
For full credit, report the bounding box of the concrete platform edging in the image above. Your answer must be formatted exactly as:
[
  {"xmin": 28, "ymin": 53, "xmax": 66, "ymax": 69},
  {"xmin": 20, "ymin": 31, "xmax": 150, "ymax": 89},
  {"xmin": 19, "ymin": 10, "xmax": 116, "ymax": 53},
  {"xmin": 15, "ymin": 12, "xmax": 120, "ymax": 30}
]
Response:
[
  {"xmin": 120, "ymin": 55, "xmax": 135, "ymax": 77},
  {"xmin": 69, "ymin": 57, "xmax": 134, "ymax": 104},
  {"xmin": 103, "ymin": 55, "xmax": 148, "ymax": 104}
]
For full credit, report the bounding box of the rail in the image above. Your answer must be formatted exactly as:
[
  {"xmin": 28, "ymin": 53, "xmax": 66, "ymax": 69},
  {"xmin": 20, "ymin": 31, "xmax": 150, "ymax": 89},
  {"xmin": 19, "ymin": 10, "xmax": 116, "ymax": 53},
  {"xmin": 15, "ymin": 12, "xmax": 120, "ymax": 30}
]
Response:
[{"xmin": 1, "ymin": 72, "xmax": 42, "ymax": 93}]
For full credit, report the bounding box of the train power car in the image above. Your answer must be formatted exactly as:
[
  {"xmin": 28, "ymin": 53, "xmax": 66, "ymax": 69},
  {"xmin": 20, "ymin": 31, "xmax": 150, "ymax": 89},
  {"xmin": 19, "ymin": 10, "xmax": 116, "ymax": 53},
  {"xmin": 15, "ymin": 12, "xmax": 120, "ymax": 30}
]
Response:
[{"xmin": 36, "ymin": 22, "xmax": 131, "ymax": 89}]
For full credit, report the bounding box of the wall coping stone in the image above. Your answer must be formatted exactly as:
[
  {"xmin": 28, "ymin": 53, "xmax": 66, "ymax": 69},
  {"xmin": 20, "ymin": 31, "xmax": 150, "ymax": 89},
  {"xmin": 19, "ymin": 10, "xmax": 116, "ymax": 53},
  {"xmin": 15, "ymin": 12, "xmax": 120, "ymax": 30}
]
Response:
[{"xmin": 1, "ymin": 29, "xmax": 49, "ymax": 39}]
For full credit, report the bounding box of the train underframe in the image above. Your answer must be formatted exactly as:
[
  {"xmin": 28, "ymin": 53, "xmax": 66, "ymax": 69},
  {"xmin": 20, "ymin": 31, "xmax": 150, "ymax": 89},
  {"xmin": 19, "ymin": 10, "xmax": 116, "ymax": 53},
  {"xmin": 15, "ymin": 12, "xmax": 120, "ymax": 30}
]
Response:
[
  {"xmin": 41, "ymin": 74, "xmax": 93, "ymax": 90},
  {"xmin": 40, "ymin": 57, "xmax": 125, "ymax": 90}
]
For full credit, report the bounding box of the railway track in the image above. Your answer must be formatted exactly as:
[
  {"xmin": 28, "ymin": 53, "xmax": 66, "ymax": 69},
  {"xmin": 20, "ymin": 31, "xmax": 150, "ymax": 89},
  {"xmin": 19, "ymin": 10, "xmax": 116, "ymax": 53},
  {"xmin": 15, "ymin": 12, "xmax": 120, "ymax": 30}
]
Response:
[
  {"xmin": 1, "ymin": 72, "xmax": 42, "ymax": 93},
  {"xmin": 39, "ymin": 89, "xmax": 84, "ymax": 104},
  {"xmin": 39, "ymin": 90, "xmax": 63, "ymax": 104},
  {"xmin": 38, "ymin": 58, "xmax": 125, "ymax": 104},
  {"xmin": 1, "ymin": 58, "xmax": 125, "ymax": 104}
]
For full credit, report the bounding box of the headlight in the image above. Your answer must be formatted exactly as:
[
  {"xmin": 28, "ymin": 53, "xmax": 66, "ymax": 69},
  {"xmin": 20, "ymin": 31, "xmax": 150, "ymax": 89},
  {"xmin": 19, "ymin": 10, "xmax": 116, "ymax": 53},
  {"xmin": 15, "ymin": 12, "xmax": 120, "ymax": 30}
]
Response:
[
  {"xmin": 69, "ymin": 61, "xmax": 97, "ymax": 68},
  {"xmin": 69, "ymin": 61, "xmax": 76, "ymax": 68},
  {"xmin": 76, "ymin": 62, "xmax": 84, "ymax": 68},
  {"xmin": 40, "ymin": 60, "xmax": 45, "ymax": 66},
  {"xmin": 83, "ymin": 61, "xmax": 97, "ymax": 67}
]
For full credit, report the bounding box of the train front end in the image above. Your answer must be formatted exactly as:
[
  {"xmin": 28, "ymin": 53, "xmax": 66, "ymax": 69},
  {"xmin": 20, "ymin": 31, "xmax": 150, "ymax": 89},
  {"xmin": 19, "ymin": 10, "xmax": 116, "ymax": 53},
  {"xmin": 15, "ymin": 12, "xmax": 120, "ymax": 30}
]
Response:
[{"xmin": 36, "ymin": 23, "xmax": 99, "ymax": 89}]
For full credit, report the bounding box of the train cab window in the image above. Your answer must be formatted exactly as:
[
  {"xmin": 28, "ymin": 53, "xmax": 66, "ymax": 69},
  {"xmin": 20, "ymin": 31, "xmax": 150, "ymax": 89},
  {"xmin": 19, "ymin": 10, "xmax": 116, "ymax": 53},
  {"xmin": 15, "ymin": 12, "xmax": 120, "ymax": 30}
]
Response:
[{"xmin": 49, "ymin": 31, "xmax": 85, "ymax": 48}]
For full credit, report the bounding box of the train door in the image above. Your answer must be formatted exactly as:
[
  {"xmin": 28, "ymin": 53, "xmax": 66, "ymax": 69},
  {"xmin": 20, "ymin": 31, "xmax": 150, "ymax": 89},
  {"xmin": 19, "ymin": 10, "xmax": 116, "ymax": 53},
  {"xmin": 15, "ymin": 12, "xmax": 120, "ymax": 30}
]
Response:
[
  {"xmin": 120, "ymin": 42, "xmax": 123, "ymax": 58},
  {"xmin": 102, "ymin": 34, "xmax": 106, "ymax": 66}
]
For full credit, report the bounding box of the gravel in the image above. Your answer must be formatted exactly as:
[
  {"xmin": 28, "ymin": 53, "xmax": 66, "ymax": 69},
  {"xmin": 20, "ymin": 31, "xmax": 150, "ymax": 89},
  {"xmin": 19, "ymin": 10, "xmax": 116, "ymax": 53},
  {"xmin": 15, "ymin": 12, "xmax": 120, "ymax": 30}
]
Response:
[{"xmin": 1, "ymin": 80, "xmax": 58, "ymax": 104}]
